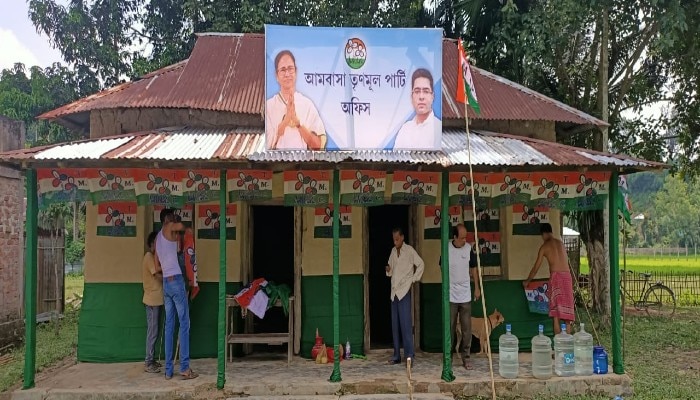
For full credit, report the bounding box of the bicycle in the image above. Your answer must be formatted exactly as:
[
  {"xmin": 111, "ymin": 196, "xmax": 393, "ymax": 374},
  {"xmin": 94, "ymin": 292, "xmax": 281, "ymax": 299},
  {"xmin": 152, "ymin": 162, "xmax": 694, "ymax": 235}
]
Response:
[{"xmin": 620, "ymin": 270, "xmax": 676, "ymax": 317}]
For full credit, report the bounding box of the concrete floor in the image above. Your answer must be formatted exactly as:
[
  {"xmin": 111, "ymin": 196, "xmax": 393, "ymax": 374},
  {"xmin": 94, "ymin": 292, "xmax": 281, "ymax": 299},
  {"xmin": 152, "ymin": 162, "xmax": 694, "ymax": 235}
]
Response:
[{"xmin": 12, "ymin": 350, "xmax": 631, "ymax": 400}]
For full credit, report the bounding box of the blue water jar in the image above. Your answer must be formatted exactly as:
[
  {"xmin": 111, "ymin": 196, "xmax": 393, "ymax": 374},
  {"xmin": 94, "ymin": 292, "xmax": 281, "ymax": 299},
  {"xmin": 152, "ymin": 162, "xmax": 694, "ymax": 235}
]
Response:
[{"xmin": 593, "ymin": 345, "xmax": 608, "ymax": 374}]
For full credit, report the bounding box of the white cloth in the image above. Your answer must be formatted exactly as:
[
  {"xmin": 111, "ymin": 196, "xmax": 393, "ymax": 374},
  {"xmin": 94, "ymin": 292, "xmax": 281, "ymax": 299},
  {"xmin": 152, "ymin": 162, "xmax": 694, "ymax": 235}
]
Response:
[
  {"xmin": 386, "ymin": 243, "xmax": 425, "ymax": 301},
  {"xmin": 265, "ymin": 92, "xmax": 326, "ymax": 150},
  {"xmin": 247, "ymin": 290, "xmax": 269, "ymax": 319},
  {"xmin": 393, "ymin": 111, "xmax": 441, "ymax": 150},
  {"xmin": 447, "ymin": 241, "xmax": 473, "ymax": 303}
]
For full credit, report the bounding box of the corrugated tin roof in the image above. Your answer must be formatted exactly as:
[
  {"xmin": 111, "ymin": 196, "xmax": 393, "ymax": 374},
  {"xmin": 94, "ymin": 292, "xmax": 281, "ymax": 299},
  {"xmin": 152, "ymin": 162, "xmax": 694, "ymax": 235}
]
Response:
[
  {"xmin": 0, "ymin": 127, "xmax": 662, "ymax": 171},
  {"xmin": 39, "ymin": 34, "xmax": 605, "ymax": 128}
]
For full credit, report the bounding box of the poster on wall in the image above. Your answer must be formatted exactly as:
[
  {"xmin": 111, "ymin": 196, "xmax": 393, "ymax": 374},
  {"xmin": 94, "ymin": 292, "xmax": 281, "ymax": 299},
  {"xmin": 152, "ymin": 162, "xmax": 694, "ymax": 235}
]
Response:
[
  {"xmin": 512, "ymin": 203, "xmax": 550, "ymax": 235},
  {"xmin": 463, "ymin": 207, "xmax": 500, "ymax": 233},
  {"xmin": 466, "ymin": 232, "xmax": 501, "ymax": 268},
  {"xmin": 265, "ymin": 25, "xmax": 443, "ymax": 151},
  {"xmin": 448, "ymin": 172, "xmax": 491, "ymax": 207},
  {"xmin": 37, "ymin": 168, "xmax": 90, "ymax": 208},
  {"xmin": 530, "ymin": 172, "xmax": 610, "ymax": 211},
  {"xmin": 313, "ymin": 205, "xmax": 352, "ymax": 238},
  {"xmin": 134, "ymin": 169, "xmax": 184, "ymax": 207},
  {"xmin": 340, "ymin": 170, "xmax": 386, "ymax": 206},
  {"xmin": 182, "ymin": 169, "xmax": 220, "ymax": 203},
  {"xmin": 228, "ymin": 170, "xmax": 273, "ymax": 202},
  {"xmin": 96, "ymin": 202, "xmax": 137, "ymax": 237},
  {"xmin": 524, "ymin": 280, "xmax": 550, "ymax": 315},
  {"xmin": 391, "ymin": 171, "xmax": 439, "ymax": 204},
  {"xmin": 489, "ymin": 173, "xmax": 532, "ymax": 207},
  {"xmin": 86, "ymin": 169, "xmax": 136, "ymax": 203},
  {"xmin": 283, "ymin": 170, "xmax": 330, "ymax": 207},
  {"xmin": 197, "ymin": 204, "xmax": 236, "ymax": 240},
  {"xmin": 152, "ymin": 204, "xmax": 193, "ymax": 232},
  {"xmin": 423, "ymin": 205, "xmax": 461, "ymax": 240}
]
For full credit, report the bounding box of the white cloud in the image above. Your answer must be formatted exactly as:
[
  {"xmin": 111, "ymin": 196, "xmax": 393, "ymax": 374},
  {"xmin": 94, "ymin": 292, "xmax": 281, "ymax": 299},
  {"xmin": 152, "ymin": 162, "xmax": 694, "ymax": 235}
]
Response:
[{"xmin": 0, "ymin": 27, "xmax": 41, "ymax": 71}]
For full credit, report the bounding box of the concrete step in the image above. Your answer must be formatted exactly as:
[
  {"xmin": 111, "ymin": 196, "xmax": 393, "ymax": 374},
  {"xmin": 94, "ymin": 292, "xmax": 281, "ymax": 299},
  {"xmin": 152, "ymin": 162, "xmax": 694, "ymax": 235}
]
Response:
[{"xmin": 227, "ymin": 395, "xmax": 455, "ymax": 400}]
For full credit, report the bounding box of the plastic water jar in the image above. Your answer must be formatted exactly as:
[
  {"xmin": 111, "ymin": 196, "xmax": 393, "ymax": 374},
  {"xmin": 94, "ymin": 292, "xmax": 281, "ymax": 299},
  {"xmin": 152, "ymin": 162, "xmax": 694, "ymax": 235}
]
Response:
[
  {"xmin": 554, "ymin": 323, "xmax": 575, "ymax": 376},
  {"xmin": 531, "ymin": 324, "xmax": 552, "ymax": 379},
  {"xmin": 573, "ymin": 323, "xmax": 593, "ymax": 376},
  {"xmin": 593, "ymin": 346, "xmax": 609, "ymax": 374},
  {"xmin": 498, "ymin": 324, "xmax": 519, "ymax": 378}
]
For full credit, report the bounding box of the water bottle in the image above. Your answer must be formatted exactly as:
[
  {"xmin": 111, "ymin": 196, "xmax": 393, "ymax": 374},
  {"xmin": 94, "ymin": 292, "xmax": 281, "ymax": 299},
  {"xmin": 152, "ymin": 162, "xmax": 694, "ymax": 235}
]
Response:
[
  {"xmin": 593, "ymin": 346, "xmax": 609, "ymax": 374},
  {"xmin": 498, "ymin": 324, "xmax": 519, "ymax": 378},
  {"xmin": 345, "ymin": 339, "xmax": 351, "ymax": 360},
  {"xmin": 574, "ymin": 323, "xmax": 593, "ymax": 376},
  {"xmin": 531, "ymin": 324, "xmax": 552, "ymax": 379},
  {"xmin": 554, "ymin": 323, "xmax": 575, "ymax": 376}
]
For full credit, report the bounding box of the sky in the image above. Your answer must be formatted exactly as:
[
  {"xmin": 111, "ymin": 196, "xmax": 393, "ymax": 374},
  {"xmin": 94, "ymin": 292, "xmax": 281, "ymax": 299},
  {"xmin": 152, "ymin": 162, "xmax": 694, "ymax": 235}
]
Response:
[{"xmin": 0, "ymin": 0, "xmax": 65, "ymax": 71}]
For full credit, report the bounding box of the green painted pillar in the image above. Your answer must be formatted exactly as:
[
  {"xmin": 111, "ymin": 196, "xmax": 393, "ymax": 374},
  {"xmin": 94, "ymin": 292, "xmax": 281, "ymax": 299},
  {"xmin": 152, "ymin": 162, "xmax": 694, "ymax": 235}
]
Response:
[
  {"xmin": 217, "ymin": 169, "xmax": 227, "ymax": 389},
  {"xmin": 608, "ymin": 170, "xmax": 624, "ymax": 374},
  {"xmin": 440, "ymin": 172, "xmax": 455, "ymax": 382},
  {"xmin": 329, "ymin": 169, "xmax": 342, "ymax": 382},
  {"xmin": 23, "ymin": 169, "xmax": 38, "ymax": 390}
]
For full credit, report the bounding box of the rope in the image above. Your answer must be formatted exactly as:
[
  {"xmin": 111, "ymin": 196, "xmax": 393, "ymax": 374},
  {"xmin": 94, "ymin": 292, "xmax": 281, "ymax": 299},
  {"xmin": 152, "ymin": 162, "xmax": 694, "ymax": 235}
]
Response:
[{"xmin": 464, "ymin": 106, "xmax": 497, "ymax": 400}]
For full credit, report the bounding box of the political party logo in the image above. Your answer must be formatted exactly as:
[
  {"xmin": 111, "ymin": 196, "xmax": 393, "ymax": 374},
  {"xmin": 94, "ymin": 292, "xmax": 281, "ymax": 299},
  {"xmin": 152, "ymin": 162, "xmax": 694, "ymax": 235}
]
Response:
[
  {"xmin": 197, "ymin": 204, "xmax": 236, "ymax": 240},
  {"xmin": 87, "ymin": 169, "xmax": 136, "ymax": 203},
  {"xmin": 345, "ymin": 38, "xmax": 366, "ymax": 69},
  {"xmin": 228, "ymin": 170, "xmax": 273, "ymax": 202},
  {"xmin": 96, "ymin": 202, "xmax": 137, "ymax": 237},
  {"xmin": 37, "ymin": 169, "xmax": 90, "ymax": 208},
  {"xmin": 390, "ymin": 171, "xmax": 439, "ymax": 205},
  {"xmin": 283, "ymin": 170, "xmax": 330, "ymax": 207},
  {"xmin": 512, "ymin": 204, "xmax": 550, "ymax": 236},
  {"xmin": 463, "ymin": 207, "xmax": 500, "ymax": 233},
  {"xmin": 340, "ymin": 170, "xmax": 385, "ymax": 206},
  {"xmin": 313, "ymin": 205, "xmax": 352, "ymax": 238},
  {"xmin": 423, "ymin": 205, "xmax": 461, "ymax": 240}
]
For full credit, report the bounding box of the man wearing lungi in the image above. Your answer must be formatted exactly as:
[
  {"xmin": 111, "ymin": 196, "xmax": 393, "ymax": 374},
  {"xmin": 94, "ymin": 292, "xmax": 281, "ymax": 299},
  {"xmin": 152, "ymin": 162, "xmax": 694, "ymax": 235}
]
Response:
[{"xmin": 523, "ymin": 223, "xmax": 575, "ymax": 334}]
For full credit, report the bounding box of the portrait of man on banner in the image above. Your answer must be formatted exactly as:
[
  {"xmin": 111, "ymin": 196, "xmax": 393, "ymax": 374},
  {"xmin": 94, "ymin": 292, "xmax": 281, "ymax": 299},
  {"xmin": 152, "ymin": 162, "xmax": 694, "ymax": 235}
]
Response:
[
  {"xmin": 265, "ymin": 49, "xmax": 327, "ymax": 150},
  {"xmin": 393, "ymin": 68, "xmax": 442, "ymax": 150}
]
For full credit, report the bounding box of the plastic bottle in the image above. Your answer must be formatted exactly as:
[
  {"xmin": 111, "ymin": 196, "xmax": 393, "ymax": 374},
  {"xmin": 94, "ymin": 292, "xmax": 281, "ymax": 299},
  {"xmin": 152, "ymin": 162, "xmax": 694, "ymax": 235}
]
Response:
[
  {"xmin": 554, "ymin": 323, "xmax": 575, "ymax": 376},
  {"xmin": 574, "ymin": 322, "xmax": 593, "ymax": 376},
  {"xmin": 531, "ymin": 324, "xmax": 552, "ymax": 379},
  {"xmin": 593, "ymin": 346, "xmax": 609, "ymax": 374},
  {"xmin": 498, "ymin": 324, "xmax": 519, "ymax": 378},
  {"xmin": 345, "ymin": 339, "xmax": 351, "ymax": 360}
]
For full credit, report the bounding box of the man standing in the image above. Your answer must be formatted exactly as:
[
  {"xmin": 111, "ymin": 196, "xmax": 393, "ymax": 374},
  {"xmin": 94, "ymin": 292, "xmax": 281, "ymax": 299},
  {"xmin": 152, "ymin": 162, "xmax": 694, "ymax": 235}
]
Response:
[
  {"xmin": 142, "ymin": 231, "xmax": 163, "ymax": 373},
  {"xmin": 523, "ymin": 223, "xmax": 575, "ymax": 334},
  {"xmin": 385, "ymin": 228, "xmax": 424, "ymax": 365},
  {"xmin": 155, "ymin": 210, "xmax": 198, "ymax": 380},
  {"xmin": 393, "ymin": 68, "xmax": 442, "ymax": 150},
  {"xmin": 440, "ymin": 223, "xmax": 481, "ymax": 370}
]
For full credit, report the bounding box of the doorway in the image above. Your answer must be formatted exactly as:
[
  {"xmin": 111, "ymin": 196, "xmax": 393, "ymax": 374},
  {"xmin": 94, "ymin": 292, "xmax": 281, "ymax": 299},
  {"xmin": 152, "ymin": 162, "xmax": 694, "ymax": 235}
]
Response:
[
  {"xmin": 251, "ymin": 206, "xmax": 294, "ymax": 345},
  {"xmin": 368, "ymin": 205, "xmax": 410, "ymax": 348}
]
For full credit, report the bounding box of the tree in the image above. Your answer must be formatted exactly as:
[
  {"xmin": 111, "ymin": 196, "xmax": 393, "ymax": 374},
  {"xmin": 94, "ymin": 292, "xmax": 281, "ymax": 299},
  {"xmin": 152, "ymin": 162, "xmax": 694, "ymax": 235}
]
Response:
[{"xmin": 652, "ymin": 175, "xmax": 700, "ymax": 248}]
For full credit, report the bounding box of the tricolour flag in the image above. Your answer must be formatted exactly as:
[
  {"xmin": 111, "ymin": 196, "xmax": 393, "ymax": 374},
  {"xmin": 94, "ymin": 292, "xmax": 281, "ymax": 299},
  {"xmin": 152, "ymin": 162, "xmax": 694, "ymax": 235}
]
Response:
[
  {"xmin": 530, "ymin": 172, "xmax": 609, "ymax": 211},
  {"xmin": 456, "ymin": 40, "xmax": 480, "ymax": 114},
  {"xmin": 448, "ymin": 172, "xmax": 491, "ymax": 207},
  {"xmin": 340, "ymin": 170, "xmax": 386, "ymax": 206},
  {"xmin": 87, "ymin": 168, "xmax": 136, "ymax": 203},
  {"xmin": 423, "ymin": 205, "xmax": 461, "ymax": 240},
  {"xmin": 182, "ymin": 169, "xmax": 220, "ymax": 203},
  {"xmin": 313, "ymin": 205, "xmax": 352, "ymax": 238},
  {"xmin": 391, "ymin": 171, "xmax": 439, "ymax": 205},
  {"xmin": 512, "ymin": 203, "xmax": 550, "ymax": 236},
  {"xmin": 283, "ymin": 170, "xmax": 330, "ymax": 207},
  {"xmin": 466, "ymin": 231, "xmax": 501, "ymax": 275},
  {"xmin": 197, "ymin": 204, "xmax": 236, "ymax": 240},
  {"xmin": 96, "ymin": 202, "xmax": 137, "ymax": 237},
  {"xmin": 37, "ymin": 168, "xmax": 90, "ymax": 208},
  {"xmin": 618, "ymin": 175, "xmax": 632, "ymax": 224},
  {"xmin": 152, "ymin": 204, "xmax": 193, "ymax": 232},
  {"xmin": 463, "ymin": 207, "xmax": 500, "ymax": 233},
  {"xmin": 228, "ymin": 170, "xmax": 273, "ymax": 202}
]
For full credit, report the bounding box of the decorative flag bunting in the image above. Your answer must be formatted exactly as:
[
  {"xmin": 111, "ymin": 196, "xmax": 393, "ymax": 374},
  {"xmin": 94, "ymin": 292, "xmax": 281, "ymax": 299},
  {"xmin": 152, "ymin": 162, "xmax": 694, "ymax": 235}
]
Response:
[
  {"xmin": 96, "ymin": 202, "xmax": 137, "ymax": 237},
  {"xmin": 529, "ymin": 172, "xmax": 610, "ymax": 211},
  {"xmin": 197, "ymin": 204, "xmax": 236, "ymax": 240},
  {"xmin": 489, "ymin": 173, "xmax": 532, "ymax": 207},
  {"xmin": 391, "ymin": 171, "xmax": 439, "ymax": 205},
  {"xmin": 512, "ymin": 203, "xmax": 551, "ymax": 235},
  {"xmin": 37, "ymin": 168, "xmax": 90, "ymax": 208},
  {"xmin": 463, "ymin": 207, "xmax": 500, "ymax": 233},
  {"xmin": 340, "ymin": 170, "xmax": 386, "ymax": 206},
  {"xmin": 456, "ymin": 40, "xmax": 481, "ymax": 114},
  {"xmin": 466, "ymin": 231, "xmax": 501, "ymax": 275},
  {"xmin": 182, "ymin": 169, "xmax": 220, "ymax": 203},
  {"xmin": 152, "ymin": 204, "xmax": 193, "ymax": 232},
  {"xmin": 87, "ymin": 169, "xmax": 136, "ymax": 203},
  {"xmin": 313, "ymin": 205, "xmax": 352, "ymax": 238},
  {"xmin": 618, "ymin": 175, "xmax": 632, "ymax": 224},
  {"xmin": 448, "ymin": 172, "xmax": 491, "ymax": 207},
  {"xmin": 424, "ymin": 205, "xmax": 461, "ymax": 240},
  {"xmin": 283, "ymin": 170, "xmax": 330, "ymax": 207},
  {"xmin": 228, "ymin": 170, "xmax": 273, "ymax": 202},
  {"xmin": 134, "ymin": 169, "xmax": 184, "ymax": 207}
]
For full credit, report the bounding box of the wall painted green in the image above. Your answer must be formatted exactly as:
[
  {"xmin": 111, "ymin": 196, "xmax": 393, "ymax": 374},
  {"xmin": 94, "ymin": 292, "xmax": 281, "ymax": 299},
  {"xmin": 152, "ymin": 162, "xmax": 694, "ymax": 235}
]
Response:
[
  {"xmin": 420, "ymin": 280, "xmax": 555, "ymax": 352},
  {"xmin": 78, "ymin": 282, "xmax": 241, "ymax": 362},
  {"xmin": 300, "ymin": 274, "xmax": 364, "ymax": 358}
]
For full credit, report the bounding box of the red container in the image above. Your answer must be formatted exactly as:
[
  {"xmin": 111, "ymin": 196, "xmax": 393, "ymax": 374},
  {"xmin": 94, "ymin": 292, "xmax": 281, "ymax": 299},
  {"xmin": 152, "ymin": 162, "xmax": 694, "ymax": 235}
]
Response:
[{"xmin": 311, "ymin": 335, "xmax": 324, "ymax": 360}]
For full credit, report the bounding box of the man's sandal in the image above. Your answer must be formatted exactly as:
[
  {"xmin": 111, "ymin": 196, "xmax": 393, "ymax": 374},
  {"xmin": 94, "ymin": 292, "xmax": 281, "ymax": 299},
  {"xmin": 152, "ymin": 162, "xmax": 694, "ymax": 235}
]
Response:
[{"xmin": 180, "ymin": 369, "xmax": 199, "ymax": 380}]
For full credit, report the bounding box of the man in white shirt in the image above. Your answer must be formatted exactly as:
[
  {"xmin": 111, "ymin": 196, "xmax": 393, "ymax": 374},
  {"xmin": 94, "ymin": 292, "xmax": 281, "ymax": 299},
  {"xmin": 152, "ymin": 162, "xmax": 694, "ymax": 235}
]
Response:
[
  {"xmin": 385, "ymin": 227, "xmax": 424, "ymax": 365},
  {"xmin": 439, "ymin": 223, "xmax": 481, "ymax": 370},
  {"xmin": 265, "ymin": 50, "xmax": 327, "ymax": 150},
  {"xmin": 393, "ymin": 68, "xmax": 441, "ymax": 150}
]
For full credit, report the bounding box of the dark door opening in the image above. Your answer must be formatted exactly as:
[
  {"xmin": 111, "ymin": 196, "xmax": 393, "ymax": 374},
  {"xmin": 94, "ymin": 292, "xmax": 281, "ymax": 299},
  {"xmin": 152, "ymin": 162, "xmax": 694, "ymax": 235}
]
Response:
[
  {"xmin": 251, "ymin": 206, "xmax": 294, "ymax": 351},
  {"xmin": 368, "ymin": 205, "xmax": 409, "ymax": 348}
]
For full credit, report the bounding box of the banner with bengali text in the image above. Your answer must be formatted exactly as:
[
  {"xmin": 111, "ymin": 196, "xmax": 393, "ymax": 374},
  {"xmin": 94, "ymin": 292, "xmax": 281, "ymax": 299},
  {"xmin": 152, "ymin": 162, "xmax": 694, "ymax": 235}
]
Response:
[
  {"xmin": 391, "ymin": 171, "xmax": 439, "ymax": 205},
  {"xmin": 37, "ymin": 168, "xmax": 90, "ymax": 208},
  {"xmin": 228, "ymin": 170, "xmax": 273, "ymax": 202},
  {"xmin": 96, "ymin": 202, "xmax": 137, "ymax": 237},
  {"xmin": 182, "ymin": 169, "xmax": 220, "ymax": 203},
  {"xmin": 196, "ymin": 204, "xmax": 236, "ymax": 240},
  {"xmin": 448, "ymin": 172, "xmax": 491, "ymax": 207},
  {"xmin": 87, "ymin": 168, "xmax": 136, "ymax": 203},
  {"xmin": 339, "ymin": 170, "xmax": 386, "ymax": 206},
  {"xmin": 283, "ymin": 170, "xmax": 330, "ymax": 207}
]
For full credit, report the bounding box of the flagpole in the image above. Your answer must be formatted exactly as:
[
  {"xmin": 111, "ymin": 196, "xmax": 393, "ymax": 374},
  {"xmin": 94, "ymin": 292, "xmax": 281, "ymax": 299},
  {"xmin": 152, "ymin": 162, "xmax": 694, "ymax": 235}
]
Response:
[{"xmin": 461, "ymin": 41, "xmax": 496, "ymax": 400}]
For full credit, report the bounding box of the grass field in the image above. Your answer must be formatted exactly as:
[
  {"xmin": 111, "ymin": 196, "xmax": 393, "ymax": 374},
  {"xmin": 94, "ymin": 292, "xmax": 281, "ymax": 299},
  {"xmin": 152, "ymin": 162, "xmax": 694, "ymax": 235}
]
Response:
[{"xmin": 580, "ymin": 254, "xmax": 700, "ymax": 274}]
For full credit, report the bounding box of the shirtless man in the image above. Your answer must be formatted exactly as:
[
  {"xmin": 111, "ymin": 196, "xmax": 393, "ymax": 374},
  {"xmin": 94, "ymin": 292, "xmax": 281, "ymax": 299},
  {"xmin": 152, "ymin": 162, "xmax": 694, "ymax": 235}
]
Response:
[{"xmin": 523, "ymin": 223, "xmax": 575, "ymax": 334}]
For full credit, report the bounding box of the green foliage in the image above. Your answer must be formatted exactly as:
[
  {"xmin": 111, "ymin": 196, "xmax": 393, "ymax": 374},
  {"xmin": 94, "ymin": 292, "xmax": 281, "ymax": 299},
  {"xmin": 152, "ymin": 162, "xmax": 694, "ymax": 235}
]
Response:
[
  {"xmin": 651, "ymin": 174, "xmax": 700, "ymax": 247},
  {"xmin": 65, "ymin": 240, "xmax": 85, "ymax": 266}
]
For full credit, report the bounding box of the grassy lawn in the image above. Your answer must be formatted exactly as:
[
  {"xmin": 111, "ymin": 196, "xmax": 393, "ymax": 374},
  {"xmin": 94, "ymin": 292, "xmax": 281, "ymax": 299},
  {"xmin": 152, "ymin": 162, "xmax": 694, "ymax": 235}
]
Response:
[
  {"xmin": 65, "ymin": 273, "xmax": 85, "ymax": 300},
  {"xmin": 580, "ymin": 254, "xmax": 700, "ymax": 274}
]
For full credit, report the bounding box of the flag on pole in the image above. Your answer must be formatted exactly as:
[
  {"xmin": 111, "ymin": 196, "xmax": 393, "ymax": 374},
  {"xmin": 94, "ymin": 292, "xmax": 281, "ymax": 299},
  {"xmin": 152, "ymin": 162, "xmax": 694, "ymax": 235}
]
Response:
[
  {"xmin": 456, "ymin": 40, "xmax": 481, "ymax": 114},
  {"xmin": 618, "ymin": 175, "xmax": 632, "ymax": 224}
]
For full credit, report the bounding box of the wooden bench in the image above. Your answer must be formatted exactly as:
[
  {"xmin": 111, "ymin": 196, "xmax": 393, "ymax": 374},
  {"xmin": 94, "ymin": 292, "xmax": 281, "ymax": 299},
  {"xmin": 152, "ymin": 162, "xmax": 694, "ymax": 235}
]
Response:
[{"xmin": 225, "ymin": 295, "xmax": 294, "ymax": 365}]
